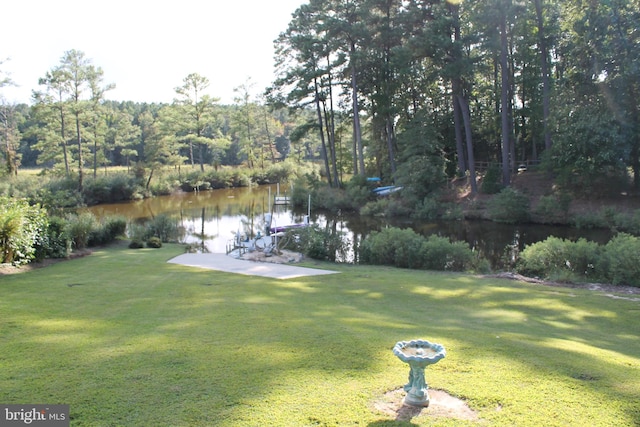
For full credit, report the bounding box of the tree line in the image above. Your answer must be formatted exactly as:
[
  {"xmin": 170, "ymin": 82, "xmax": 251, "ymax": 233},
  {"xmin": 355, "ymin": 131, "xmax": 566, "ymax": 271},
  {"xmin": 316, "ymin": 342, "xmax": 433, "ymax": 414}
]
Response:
[
  {"xmin": 2, "ymin": 0, "xmax": 640, "ymax": 202},
  {"xmin": 0, "ymin": 51, "xmax": 316, "ymax": 192},
  {"xmin": 269, "ymin": 0, "xmax": 640, "ymax": 198}
]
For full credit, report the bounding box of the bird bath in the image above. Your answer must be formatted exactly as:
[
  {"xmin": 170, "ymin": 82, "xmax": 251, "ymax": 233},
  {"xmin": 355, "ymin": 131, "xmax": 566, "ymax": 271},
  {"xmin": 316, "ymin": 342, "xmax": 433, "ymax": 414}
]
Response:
[{"xmin": 393, "ymin": 339, "xmax": 446, "ymax": 407}]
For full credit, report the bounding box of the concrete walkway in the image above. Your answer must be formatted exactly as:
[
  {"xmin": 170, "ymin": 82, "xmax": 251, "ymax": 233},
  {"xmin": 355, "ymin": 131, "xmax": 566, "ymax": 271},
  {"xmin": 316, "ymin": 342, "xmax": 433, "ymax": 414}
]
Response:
[{"xmin": 167, "ymin": 253, "xmax": 339, "ymax": 280}]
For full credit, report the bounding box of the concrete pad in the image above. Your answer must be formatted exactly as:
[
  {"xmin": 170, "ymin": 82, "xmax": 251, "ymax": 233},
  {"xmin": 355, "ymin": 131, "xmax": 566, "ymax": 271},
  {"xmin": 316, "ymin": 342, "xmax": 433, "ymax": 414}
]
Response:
[{"xmin": 167, "ymin": 253, "xmax": 339, "ymax": 279}]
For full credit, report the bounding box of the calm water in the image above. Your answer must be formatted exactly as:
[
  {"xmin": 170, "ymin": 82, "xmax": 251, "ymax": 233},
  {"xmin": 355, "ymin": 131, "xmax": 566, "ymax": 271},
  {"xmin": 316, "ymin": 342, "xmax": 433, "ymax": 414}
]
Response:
[{"xmin": 85, "ymin": 184, "xmax": 613, "ymax": 268}]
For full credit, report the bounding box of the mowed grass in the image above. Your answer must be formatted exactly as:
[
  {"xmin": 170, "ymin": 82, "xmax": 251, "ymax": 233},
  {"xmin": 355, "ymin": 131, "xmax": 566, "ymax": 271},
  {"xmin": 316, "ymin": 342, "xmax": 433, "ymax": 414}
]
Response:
[{"xmin": 1, "ymin": 244, "xmax": 638, "ymax": 426}]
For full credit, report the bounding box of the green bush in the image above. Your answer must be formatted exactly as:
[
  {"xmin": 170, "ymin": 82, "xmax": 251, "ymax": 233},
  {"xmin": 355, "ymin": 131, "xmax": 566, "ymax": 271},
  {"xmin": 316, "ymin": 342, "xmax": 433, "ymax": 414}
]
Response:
[
  {"xmin": 145, "ymin": 214, "xmax": 180, "ymax": 243},
  {"xmin": 146, "ymin": 236, "xmax": 163, "ymax": 248},
  {"xmin": 487, "ymin": 187, "xmax": 530, "ymax": 224},
  {"xmin": 88, "ymin": 216, "xmax": 127, "ymax": 246},
  {"xmin": 535, "ymin": 193, "xmax": 571, "ymax": 224},
  {"xmin": 35, "ymin": 176, "xmax": 84, "ymax": 209},
  {"xmin": 263, "ymin": 162, "xmax": 295, "ymax": 184},
  {"xmin": 128, "ymin": 239, "xmax": 144, "ymax": 249},
  {"xmin": 0, "ymin": 197, "xmax": 49, "ymax": 265},
  {"xmin": 412, "ymin": 196, "xmax": 440, "ymax": 221},
  {"xmin": 571, "ymin": 211, "xmax": 608, "ymax": 229},
  {"xmin": 82, "ymin": 174, "xmax": 140, "ymax": 205},
  {"xmin": 599, "ymin": 233, "xmax": 640, "ymax": 286},
  {"xmin": 359, "ymin": 227, "xmax": 475, "ymax": 271},
  {"xmin": 34, "ymin": 216, "xmax": 70, "ymax": 260},
  {"xmin": 65, "ymin": 212, "xmax": 98, "ymax": 250},
  {"xmin": 360, "ymin": 227, "xmax": 424, "ymax": 268},
  {"xmin": 281, "ymin": 224, "xmax": 347, "ymax": 262},
  {"xmin": 344, "ymin": 176, "xmax": 376, "ymax": 211},
  {"xmin": 419, "ymin": 235, "xmax": 473, "ymax": 271},
  {"xmin": 481, "ymin": 164, "xmax": 503, "ymax": 194},
  {"xmin": 360, "ymin": 199, "xmax": 390, "ymax": 217},
  {"xmin": 518, "ymin": 237, "xmax": 600, "ymax": 282},
  {"xmin": 613, "ymin": 210, "xmax": 640, "ymax": 235}
]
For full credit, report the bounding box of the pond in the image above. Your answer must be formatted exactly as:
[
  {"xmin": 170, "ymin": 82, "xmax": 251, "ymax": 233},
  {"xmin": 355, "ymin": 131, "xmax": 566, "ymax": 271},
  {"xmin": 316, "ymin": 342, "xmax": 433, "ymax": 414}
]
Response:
[{"xmin": 85, "ymin": 184, "xmax": 613, "ymax": 268}]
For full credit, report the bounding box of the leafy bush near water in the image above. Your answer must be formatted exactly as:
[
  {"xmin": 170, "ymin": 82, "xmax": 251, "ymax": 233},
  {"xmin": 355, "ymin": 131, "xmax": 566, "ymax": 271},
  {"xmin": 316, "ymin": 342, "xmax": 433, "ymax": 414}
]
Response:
[
  {"xmin": 0, "ymin": 197, "xmax": 48, "ymax": 265},
  {"xmin": 487, "ymin": 187, "xmax": 530, "ymax": 224},
  {"xmin": 359, "ymin": 227, "xmax": 478, "ymax": 272},
  {"xmin": 127, "ymin": 214, "xmax": 181, "ymax": 250},
  {"xmin": 0, "ymin": 198, "xmax": 128, "ymax": 265},
  {"xmin": 66, "ymin": 213, "xmax": 128, "ymax": 250},
  {"xmin": 281, "ymin": 224, "xmax": 347, "ymax": 262},
  {"xmin": 517, "ymin": 233, "xmax": 640, "ymax": 286}
]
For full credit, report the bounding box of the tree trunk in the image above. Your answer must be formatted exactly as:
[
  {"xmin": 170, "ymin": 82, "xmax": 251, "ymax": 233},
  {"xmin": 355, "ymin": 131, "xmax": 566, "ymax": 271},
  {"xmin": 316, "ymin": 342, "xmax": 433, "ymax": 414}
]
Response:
[
  {"xmin": 350, "ymin": 42, "xmax": 365, "ymax": 176},
  {"xmin": 452, "ymin": 80, "xmax": 466, "ymax": 176},
  {"xmin": 457, "ymin": 95, "xmax": 478, "ymax": 194},
  {"xmin": 58, "ymin": 101, "xmax": 70, "ymax": 176},
  {"xmin": 325, "ymin": 58, "xmax": 340, "ymax": 187},
  {"xmin": 75, "ymin": 111, "xmax": 84, "ymax": 191},
  {"xmin": 499, "ymin": 12, "xmax": 511, "ymax": 187},
  {"xmin": 313, "ymin": 77, "xmax": 333, "ymax": 186},
  {"xmin": 534, "ymin": 0, "xmax": 552, "ymax": 151},
  {"xmin": 385, "ymin": 116, "xmax": 396, "ymax": 176},
  {"xmin": 449, "ymin": 4, "xmax": 466, "ymax": 177}
]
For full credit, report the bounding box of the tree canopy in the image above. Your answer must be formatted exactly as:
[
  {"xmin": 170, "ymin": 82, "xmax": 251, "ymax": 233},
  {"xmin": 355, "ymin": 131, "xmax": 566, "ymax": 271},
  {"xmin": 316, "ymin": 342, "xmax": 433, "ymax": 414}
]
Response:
[{"xmin": 1, "ymin": 0, "xmax": 639, "ymax": 199}]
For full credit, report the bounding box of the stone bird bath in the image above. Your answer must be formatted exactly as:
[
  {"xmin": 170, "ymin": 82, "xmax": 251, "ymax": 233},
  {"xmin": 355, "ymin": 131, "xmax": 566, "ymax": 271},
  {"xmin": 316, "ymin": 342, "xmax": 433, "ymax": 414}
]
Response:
[{"xmin": 393, "ymin": 339, "xmax": 446, "ymax": 406}]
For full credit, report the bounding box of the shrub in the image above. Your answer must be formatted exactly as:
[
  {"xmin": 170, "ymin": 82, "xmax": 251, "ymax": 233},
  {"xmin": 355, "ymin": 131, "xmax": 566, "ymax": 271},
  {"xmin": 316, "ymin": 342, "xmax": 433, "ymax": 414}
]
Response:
[
  {"xmin": 344, "ymin": 176, "xmax": 375, "ymax": 211},
  {"xmin": 281, "ymin": 224, "xmax": 347, "ymax": 262},
  {"xmin": 34, "ymin": 216, "xmax": 70, "ymax": 260},
  {"xmin": 88, "ymin": 216, "xmax": 127, "ymax": 246},
  {"xmin": 145, "ymin": 214, "xmax": 180, "ymax": 243},
  {"xmin": 412, "ymin": 196, "xmax": 440, "ymax": 221},
  {"xmin": 613, "ymin": 210, "xmax": 640, "ymax": 235},
  {"xmin": 264, "ymin": 162, "xmax": 295, "ymax": 184},
  {"xmin": 481, "ymin": 164, "xmax": 503, "ymax": 194},
  {"xmin": 535, "ymin": 193, "xmax": 571, "ymax": 224},
  {"xmin": 360, "ymin": 199, "xmax": 390, "ymax": 217},
  {"xmin": 128, "ymin": 239, "xmax": 144, "ymax": 249},
  {"xmin": 65, "ymin": 212, "xmax": 97, "ymax": 250},
  {"xmin": 487, "ymin": 187, "xmax": 530, "ymax": 224},
  {"xmin": 35, "ymin": 176, "xmax": 84, "ymax": 209},
  {"xmin": 82, "ymin": 174, "xmax": 139, "ymax": 205},
  {"xmin": 290, "ymin": 177, "xmax": 313, "ymax": 208},
  {"xmin": 599, "ymin": 233, "xmax": 640, "ymax": 286},
  {"xmin": 360, "ymin": 227, "xmax": 420, "ymax": 266},
  {"xmin": 146, "ymin": 236, "xmax": 163, "ymax": 248},
  {"xmin": 419, "ymin": 235, "xmax": 473, "ymax": 271},
  {"xmin": 517, "ymin": 236, "xmax": 599, "ymax": 281},
  {"xmin": 0, "ymin": 197, "xmax": 48, "ymax": 265},
  {"xmin": 359, "ymin": 227, "xmax": 475, "ymax": 271},
  {"xmin": 571, "ymin": 211, "xmax": 608, "ymax": 229}
]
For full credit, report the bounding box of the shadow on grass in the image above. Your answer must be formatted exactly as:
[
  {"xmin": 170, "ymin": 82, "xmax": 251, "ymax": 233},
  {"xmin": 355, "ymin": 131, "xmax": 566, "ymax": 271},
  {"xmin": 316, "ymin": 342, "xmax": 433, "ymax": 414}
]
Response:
[{"xmin": 0, "ymin": 247, "xmax": 638, "ymax": 425}]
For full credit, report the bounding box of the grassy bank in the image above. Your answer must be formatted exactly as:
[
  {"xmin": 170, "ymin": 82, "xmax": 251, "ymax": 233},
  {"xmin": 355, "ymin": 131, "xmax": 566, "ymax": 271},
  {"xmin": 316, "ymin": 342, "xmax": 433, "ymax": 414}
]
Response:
[{"xmin": 1, "ymin": 244, "xmax": 638, "ymax": 426}]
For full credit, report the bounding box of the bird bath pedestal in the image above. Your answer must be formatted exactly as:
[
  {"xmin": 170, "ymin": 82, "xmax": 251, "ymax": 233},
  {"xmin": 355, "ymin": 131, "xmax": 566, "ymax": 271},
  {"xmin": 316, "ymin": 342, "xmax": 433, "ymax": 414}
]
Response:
[{"xmin": 393, "ymin": 339, "xmax": 446, "ymax": 407}]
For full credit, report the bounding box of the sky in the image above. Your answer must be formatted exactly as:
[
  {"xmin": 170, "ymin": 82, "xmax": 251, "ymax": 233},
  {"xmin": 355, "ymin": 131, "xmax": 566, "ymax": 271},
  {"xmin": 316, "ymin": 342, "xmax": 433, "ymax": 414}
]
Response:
[{"xmin": 1, "ymin": 0, "xmax": 306, "ymax": 105}]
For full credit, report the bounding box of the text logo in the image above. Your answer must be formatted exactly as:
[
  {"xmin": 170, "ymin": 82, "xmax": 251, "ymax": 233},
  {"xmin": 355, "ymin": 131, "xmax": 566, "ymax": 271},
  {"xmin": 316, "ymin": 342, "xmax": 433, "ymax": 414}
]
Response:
[{"xmin": 1, "ymin": 405, "xmax": 69, "ymax": 427}]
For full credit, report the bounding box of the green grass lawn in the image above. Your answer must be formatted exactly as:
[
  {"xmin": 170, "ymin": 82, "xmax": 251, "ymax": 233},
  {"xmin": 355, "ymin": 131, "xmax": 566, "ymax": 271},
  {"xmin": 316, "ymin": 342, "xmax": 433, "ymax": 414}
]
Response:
[{"xmin": 1, "ymin": 243, "xmax": 639, "ymax": 426}]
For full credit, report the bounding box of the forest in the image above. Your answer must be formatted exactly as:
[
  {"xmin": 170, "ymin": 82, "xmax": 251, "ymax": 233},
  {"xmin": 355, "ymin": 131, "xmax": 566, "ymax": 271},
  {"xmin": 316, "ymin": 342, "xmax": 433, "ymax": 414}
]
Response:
[{"xmin": 1, "ymin": 0, "xmax": 639, "ymax": 204}]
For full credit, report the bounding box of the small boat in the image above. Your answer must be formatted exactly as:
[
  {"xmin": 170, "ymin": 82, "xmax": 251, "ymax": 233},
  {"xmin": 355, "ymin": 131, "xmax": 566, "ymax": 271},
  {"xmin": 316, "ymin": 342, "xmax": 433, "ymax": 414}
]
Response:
[
  {"xmin": 269, "ymin": 215, "xmax": 310, "ymax": 234},
  {"xmin": 373, "ymin": 185, "xmax": 403, "ymax": 196}
]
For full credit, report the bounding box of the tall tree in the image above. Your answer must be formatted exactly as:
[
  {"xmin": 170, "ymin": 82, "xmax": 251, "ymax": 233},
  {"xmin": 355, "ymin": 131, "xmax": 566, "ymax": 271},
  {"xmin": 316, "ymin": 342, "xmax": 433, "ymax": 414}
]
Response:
[
  {"xmin": 0, "ymin": 101, "xmax": 22, "ymax": 176},
  {"xmin": 57, "ymin": 50, "xmax": 112, "ymax": 190},
  {"xmin": 174, "ymin": 73, "xmax": 219, "ymax": 171},
  {"xmin": 35, "ymin": 69, "xmax": 72, "ymax": 174},
  {"xmin": 233, "ymin": 80, "xmax": 260, "ymax": 169},
  {"xmin": 534, "ymin": 0, "xmax": 553, "ymax": 152},
  {"xmin": 272, "ymin": 2, "xmax": 339, "ymax": 186}
]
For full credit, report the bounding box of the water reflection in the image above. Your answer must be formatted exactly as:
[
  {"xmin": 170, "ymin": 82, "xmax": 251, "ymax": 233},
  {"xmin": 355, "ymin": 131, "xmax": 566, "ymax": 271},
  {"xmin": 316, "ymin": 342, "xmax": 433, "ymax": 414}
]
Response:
[{"xmin": 86, "ymin": 185, "xmax": 613, "ymax": 268}]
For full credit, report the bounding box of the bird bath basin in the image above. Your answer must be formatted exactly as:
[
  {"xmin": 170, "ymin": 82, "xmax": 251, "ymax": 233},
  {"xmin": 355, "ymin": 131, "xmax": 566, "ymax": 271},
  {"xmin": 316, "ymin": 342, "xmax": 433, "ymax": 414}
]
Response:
[{"xmin": 393, "ymin": 339, "xmax": 446, "ymax": 406}]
